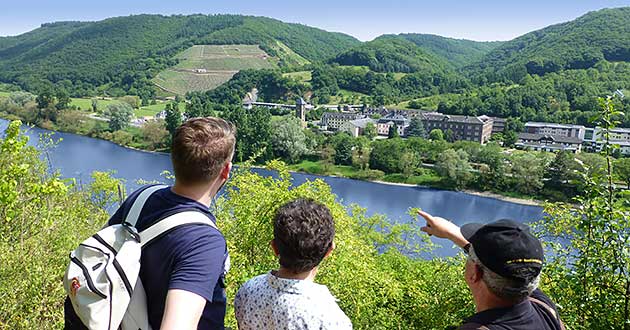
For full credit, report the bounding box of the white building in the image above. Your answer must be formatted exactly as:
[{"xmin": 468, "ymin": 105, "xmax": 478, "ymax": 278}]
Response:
[
  {"xmin": 583, "ymin": 127, "xmax": 630, "ymax": 155},
  {"xmin": 524, "ymin": 122, "xmax": 586, "ymax": 140}
]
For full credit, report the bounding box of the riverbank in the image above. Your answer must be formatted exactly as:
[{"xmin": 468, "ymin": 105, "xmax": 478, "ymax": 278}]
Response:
[{"xmin": 0, "ymin": 115, "xmax": 543, "ymax": 206}]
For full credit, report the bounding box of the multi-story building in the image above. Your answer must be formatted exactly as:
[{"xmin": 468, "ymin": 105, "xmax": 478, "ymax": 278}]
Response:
[
  {"xmin": 583, "ymin": 127, "xmax": 630, "ymax": 155},
  {"xmin": 420, "ymin": 112, "xmax": 494, "ymax": 144},
  {"xmin": 320, "ymin": 112, "xmax": 366, "ymax": 131},
  {"xmin": 339, "ymin": 118, "xmax": 376, "ymax": 137},
  {"xmin": 516, "ymin": 133, "xmax": 583, "ymax": 153},
  {"xmin": 490, "ymin": 116, "xmax": 506, "ymax": 134},
  {"xmin": 524, "ymin": 122, "xmax": 586, "ymax": 140},
  {"xmin": 376, "ymin": 114, "xmax": 409, "ymax": 137}
]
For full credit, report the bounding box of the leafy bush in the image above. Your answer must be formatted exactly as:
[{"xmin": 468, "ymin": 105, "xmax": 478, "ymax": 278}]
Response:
[{"xmin": 0, "ymin": 121, "xmax": 115, "ymax": 329}]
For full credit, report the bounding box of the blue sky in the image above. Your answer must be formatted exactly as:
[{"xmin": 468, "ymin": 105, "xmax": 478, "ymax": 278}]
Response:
[{"xmin": 1, "ymin": 0, "xmax": 629, "ymax": 41}]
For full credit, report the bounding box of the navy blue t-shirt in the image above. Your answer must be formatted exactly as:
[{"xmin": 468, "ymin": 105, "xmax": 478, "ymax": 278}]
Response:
[{"xmin": 108, "ymin": 185, "xmax": 229, "ymax": 330}]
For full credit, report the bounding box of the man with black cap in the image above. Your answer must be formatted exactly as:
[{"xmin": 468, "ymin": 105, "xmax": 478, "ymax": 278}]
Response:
[{"xmin": 417, "ymin": 210, "xmax": 565, "ymax": 330}]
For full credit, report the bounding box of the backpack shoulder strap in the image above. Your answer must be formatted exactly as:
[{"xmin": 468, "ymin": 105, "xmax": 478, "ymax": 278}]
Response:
[
  {"xmin": 124, "ymin": 184, "xmax": 168, "ymax": 227},
  {"xmin": 528, "ymin": 296, "xmax": 566, "ymax": 330},
  {"xmin": 139, "ymin": 211, "xmax": 218, "ymax": 247}
]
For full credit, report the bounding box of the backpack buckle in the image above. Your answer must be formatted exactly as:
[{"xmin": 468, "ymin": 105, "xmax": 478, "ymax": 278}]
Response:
[{"xmin": 122, "ymin": 222, "xmax": 141, "ymax": 243}]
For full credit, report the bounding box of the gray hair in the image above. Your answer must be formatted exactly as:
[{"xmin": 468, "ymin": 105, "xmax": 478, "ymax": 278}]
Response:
[{"xmin": 468, "ymin": 246, "xmax": 540, "ymax": 303}]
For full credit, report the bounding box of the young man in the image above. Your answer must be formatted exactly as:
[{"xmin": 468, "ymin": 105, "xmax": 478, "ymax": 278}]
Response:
[
  {"xmin": 234, "ymin": 198, "xmax": 352, "ymax": 330},
  {"xmin": 64, "ymin": 117, "xmax": 236, "ymax": 330},
  {"xmin": 417, "ymin": 210, "xmax": 565, "ymax": 330}
]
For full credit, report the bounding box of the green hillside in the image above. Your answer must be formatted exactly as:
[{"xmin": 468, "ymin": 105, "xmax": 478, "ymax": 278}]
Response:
[
  {"xmin": 467, "ymin": 7, "xmax": 630, "ymax": 81},
  {"xmin": 330, "ymin": 36, "xmax": 452, "ymax": 74},
  {"xmin": 0, "ymin": 14, "xmax": 360, "ymax": 98},
  {"xmin": 154, "ymin": 44, "xmax": 276, "ymax": 95},
  {"xmin": 396, "ymin": 34, "xmax": 503, "ymax": 68}
]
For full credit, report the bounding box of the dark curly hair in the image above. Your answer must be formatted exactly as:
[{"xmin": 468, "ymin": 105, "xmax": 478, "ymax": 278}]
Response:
[{"xmin": 273, "ymin": 199, "xmax": 335, "ymax": 273}]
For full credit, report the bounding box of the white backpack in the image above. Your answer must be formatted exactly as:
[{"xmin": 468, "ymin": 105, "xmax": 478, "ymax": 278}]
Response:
[{"xmin": 63, "ymin": 184, "xmax": 218, "ymax": 330}]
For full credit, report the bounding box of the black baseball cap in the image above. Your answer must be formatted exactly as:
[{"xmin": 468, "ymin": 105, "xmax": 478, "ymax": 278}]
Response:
[{"xmin": 461, "ymin": 219, "xmax": 544, "ymax": 283}]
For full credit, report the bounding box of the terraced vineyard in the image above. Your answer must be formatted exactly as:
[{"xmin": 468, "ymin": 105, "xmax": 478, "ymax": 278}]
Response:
[{"xmin": 154, "ymin": 45, "xmax": 276, "ymax": 95}]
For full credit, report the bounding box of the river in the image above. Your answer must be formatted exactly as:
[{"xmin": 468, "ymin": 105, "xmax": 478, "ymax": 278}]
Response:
[{"xmin": 0, "ymin": 119, "xmax": 544, "ymax": 257}]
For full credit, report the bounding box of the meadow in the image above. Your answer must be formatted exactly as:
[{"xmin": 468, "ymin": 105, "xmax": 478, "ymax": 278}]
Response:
[{"xmin": 154, "ymin": 44, "xmax": 276, "ymax": 95}]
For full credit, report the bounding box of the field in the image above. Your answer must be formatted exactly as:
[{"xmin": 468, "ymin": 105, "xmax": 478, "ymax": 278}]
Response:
[
  {"xmin": 135, "ymin": 102, "xmax": 167, "ymax": 117},
  {"xmin": 70, "ymin": 98, "xmax": 122, "ymax": 111},
  {"xmin": 154, "ymin": 70, "xmax": 236, "ymax": 95},
  {"xmin": 154, "ymin": 44, "xmax": 276, "ymax": 95},
  {"xmin": 283, "ymin": 70, "xmax": 312, "ymax": 83}
]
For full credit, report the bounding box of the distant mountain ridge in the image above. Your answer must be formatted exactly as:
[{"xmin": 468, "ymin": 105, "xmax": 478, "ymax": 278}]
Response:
[
  {"xmin": 466, "ymin": 7, "xmax": 630, "ymax": 81},
  {"xmin": 0, "ymin": 14, "xmax": 360, "ymax": 96}
]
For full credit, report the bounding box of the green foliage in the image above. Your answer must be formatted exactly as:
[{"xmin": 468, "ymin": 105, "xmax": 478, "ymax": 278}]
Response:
[
  {"xmin": 615, "ymin": 157, "xmax": 630, "ymax": 189},
  {"xmin": 216, "ymin": 161, "xmax": 474, "ymax": 329},
  {"xmin": 363, "ymin": 122, "xmax": 377, "ymax": 139},
  {"xmin": 164, "ymin": 102, "xmax": 182, "ymax": 136},
  {"xmin": 395, "ymin": 33, "xmax": 503, "ymax": 68},
  {"xmin": 435, "ymin": 149, "xmax": 473, "ymax": 189},
  {"xmin": 331, "ymin": 35, "xmax": 452, "ymax": 73},
  {"xmin": 0, "ymin": 15, "xmax": 359, "ymax": 97},
  {"xmin": 467, "ymin": 7, "xmax": 630, "ymax": 81},
  {"xmin": 534, "ymin": 98, "xmax": 630, "ymax": 329},
  {"xmin": 105, "ymin": 102, "xmax": 134, "ymax": 131},
  {"xmin": 223, "ymin": 106, "xmax": 273, "ymax": 162},
  {"xmin": 331, "ymin": 132, "xmax": 354, "ymax": 165},
  {"xmin": 406, "ymin": 117, "xmax": 427, "ymax": 138},
  {"xmin": 429, "ymin": 128, "xmax": 444, "ymax": 141},
  {"xmin": 271, "ymin": 116, "xmax": 308, "ymax": 163},
  {"xmin": 0, "ymin": 121, "xmax": 115, "ymax": 329}
]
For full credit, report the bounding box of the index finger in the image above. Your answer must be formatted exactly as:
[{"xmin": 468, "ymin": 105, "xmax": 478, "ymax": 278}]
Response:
[{"xmin": 417, "ymin": 209, "xmax": 435, "ymax": 225}]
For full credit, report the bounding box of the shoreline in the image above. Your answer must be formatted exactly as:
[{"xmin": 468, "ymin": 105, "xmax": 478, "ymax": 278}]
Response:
[
  {"xmin": 284, "ymin": 167, "xmax": 542, "ymax": 207},
  {"xmin": 1, "ymin": 117, "xmax": 542, "ymax": 207}
]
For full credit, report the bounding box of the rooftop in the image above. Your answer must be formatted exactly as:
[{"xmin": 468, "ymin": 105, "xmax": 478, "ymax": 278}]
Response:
[
  {"xmin": 518, "ymin": 132, "xmax": 583, "ymax": 144},
  {"xmin": 525, "ymin": 122, "xmax": 586, "ymax": 129},
  {"xmin": 421, "ymin": 112, "xmax": 491, "ymax": 124}
]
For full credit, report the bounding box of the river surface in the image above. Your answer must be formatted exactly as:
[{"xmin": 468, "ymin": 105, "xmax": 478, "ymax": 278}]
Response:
[{"xmin": 0, "ymin": 119, "xmax": 544, "ymax": 257}]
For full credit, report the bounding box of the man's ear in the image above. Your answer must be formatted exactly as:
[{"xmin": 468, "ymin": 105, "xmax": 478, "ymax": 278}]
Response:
[
  {"xmin": 323, "ymin": 241, "xmax": 335, "ymax": 259},
  {"xmin": 270, "ymin": 239, "xmax": 280, "ymax": 257},
  {"xmin": 471, "ymin": 263, "xmax": 484, "ymax": 283},
  {"xmin": 221, "ymin": 162, "xmax": 232, "ymax": 180}
]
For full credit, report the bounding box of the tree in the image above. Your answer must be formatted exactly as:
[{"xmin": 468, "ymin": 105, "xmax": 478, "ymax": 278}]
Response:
[
  {"xmin": 545, "ymin": 150, "xmax": 578, "ymax": 190},
  {"xmin": 388, "ymin": 123, "xmax": 398, "ymax": 139},
  {"xmin": 141, "ymin": 120, "xmax": 169, "ymax": 150},
  {"xmin": 332, "ymin": 133, "xmax": 354, "ymax": 165},
  {"xmin": 164, "ymin": 103, "xmax": 182, "ymax": 137},
  {"xmin": 363, "ymin": 122, "xmax": 377, "ymax": 139},
  {"xmin": 105, "ymin": 102, "xmax": 134, "ymax": 131},
  {"xmin": 400, "ymin": 152, "xmax": 419, "ymax": 178},
  {"xmin": 369, "ymin": 138, "xmax": 406, "ymax": 173},
  {"xmin": 91, "ymin": 98, "xmax": 99, "ymax": 112},
  {"xmin": 119, "ymin": 95, "xmax": 140, "ymax": 109},
  {"xmin": 435, "ymin": 149, "xmax": 473, "ymax": 189},
  {"xmin": 271, "ymin": 116, "xmax": 308, "ymax": 163},
  {"xmin": 406, "ymin": 117, "xmax": 426, "ymax": 138},
  {"xmin": 55, "ymin": 89, "xmax": 71, "ymax": 110},
  {"xmin": 503, "ymin": 130, "xmax": 518, "ymax": 147},
  {"xmin": 615, "ymin": 157, "xmax": 630, "ymax": 189},
  {"xmin": 444, "ymin": 129, "xmax": 455, "ymax": 143},
  {"xmin": 429, "ymin": 129, "xmax": 444, "ymax": 141},
  {"xmin": 509, "ymin": 153, "xmax": 546, "ymax": 195}
]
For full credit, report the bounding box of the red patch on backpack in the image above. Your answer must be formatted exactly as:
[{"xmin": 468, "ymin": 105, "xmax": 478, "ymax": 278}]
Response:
[{"xmin": 70, "ymin": 277, "xmax": 81, "ymax": 296}]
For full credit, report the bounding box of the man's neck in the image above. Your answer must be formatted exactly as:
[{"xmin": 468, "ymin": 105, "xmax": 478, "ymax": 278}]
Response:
[
  {"xmin": 274, "ymin": 267, "xmax": 318, "ymax": 282},
  {"xmin": 171, "ymin": 181, "xmax": 215, "ymax": 207},
  {"xmin": 474, "ymin": 291, "xmax": 518, "ymax": 313}
]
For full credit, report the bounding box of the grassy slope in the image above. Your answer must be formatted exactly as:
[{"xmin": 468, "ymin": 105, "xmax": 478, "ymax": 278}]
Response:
[{"xmin": 154, "ymin": 44, "xmax": 275, "ymax": 95}]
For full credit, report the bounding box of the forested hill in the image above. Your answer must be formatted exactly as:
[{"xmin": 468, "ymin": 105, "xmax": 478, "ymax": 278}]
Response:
[
  {"xmin": 467, "ymin": 7, "xmax": 630, "ymax": 82},
  {"xmin": 395, "ymin": 34, "xmax": 503, "ymax": 68},
  {"xmin": 0, "ymin": 14, "xmax": 360, "ymax": 97},
  {"xmin": 330, "ymin": 35, "xmax": 454, "ymax": 73}
]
